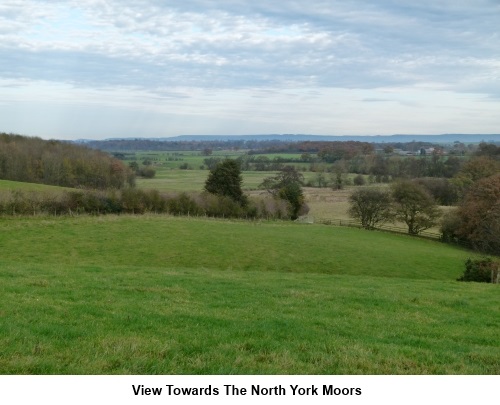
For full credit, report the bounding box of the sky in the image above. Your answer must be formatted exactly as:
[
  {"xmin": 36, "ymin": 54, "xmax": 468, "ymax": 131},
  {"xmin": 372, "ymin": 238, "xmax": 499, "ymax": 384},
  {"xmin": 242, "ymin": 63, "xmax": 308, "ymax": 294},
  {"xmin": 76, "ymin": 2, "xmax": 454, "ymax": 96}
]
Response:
[{"xmin": 0, "ymin": 0, "xmax": 499, "ymax": 140}]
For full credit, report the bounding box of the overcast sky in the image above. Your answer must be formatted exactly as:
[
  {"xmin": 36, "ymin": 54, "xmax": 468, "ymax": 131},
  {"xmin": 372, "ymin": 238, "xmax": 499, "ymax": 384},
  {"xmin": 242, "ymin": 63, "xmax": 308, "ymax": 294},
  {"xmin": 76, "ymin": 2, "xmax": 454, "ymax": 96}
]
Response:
[{"xmin": 1, "ymin": 0, "xmax": 499, "ymax": 140}]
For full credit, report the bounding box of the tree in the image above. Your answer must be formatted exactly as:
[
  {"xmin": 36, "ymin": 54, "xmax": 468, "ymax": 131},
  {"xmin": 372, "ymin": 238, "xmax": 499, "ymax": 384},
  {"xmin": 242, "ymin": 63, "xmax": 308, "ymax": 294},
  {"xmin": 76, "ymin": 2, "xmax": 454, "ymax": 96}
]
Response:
[
  {"xmin": 452, "ymin": 156, "xmax": 500, "ymax": 197},
  {"xmin": 383, "ymin": 145, "xmax": 394, "ymax": 154},
  {"xmin": 204, "ymin": 159, "xmax": 247, "ymax": 206},
  {"xmin": 331, "ymin": 161, "xmax": 348, "ymax": 190},
  {"xmin": 458, "ymin": 258, "xmax": 499, "ymax": 283},
  {"xmin": 455, "ymin": 174, "xmax": 500, "ymax": 254},
  {"xmin": 413, "ymin": 177, "xmax": 459, "ymax": 206},
  {"xmin": 348, "ymin": 188, "xmax": 393, "ymax": 229},
  {"xmin": 260, "ymin": 166, "xmax": 307, "ymax": 220},
  {"xmin": 391, "ymin": 181, "xmax": 441, "ymax": 235}
]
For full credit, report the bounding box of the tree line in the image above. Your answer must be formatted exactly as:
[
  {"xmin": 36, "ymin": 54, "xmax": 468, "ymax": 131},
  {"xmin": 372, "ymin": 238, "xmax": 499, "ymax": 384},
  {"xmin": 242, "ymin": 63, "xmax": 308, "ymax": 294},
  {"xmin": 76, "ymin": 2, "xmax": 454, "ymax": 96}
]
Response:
[
  {"xmin": 347, "ymin": 157, "xmax": 500, "ymax": 255},
  {"xmin": 0, "ymin": 153, "xmax": 306, "ymax": 220},
  {"xmin": 0, "ymin": 133, "xmax": 135, "ymax": 189},
  {"xmin": 0, "ymin": 187, "xmax": 296, "ymax": 220}
]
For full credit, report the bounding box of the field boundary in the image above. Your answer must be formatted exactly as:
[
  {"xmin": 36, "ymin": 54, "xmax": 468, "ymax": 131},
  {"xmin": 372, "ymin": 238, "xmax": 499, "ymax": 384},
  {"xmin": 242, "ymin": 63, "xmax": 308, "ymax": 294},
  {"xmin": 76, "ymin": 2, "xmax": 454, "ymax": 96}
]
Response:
[{"xmin": 318, "ymin": 218, "xmax": 442, "ymax": 240}]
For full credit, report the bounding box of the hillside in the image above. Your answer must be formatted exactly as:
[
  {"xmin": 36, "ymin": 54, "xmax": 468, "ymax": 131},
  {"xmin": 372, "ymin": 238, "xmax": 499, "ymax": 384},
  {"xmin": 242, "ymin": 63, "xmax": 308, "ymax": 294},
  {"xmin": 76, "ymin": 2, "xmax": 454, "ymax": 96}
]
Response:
[
  {"xmin": 0, "ymin": 179, "xmax": 70, "ymax": 192},
  {"xmin": 0, "ymin": 133, "xmax": 134, "ymax": 189},
  {"xmin": 1, "ymin": 215, "xmax": 498, "ymax": 374}
]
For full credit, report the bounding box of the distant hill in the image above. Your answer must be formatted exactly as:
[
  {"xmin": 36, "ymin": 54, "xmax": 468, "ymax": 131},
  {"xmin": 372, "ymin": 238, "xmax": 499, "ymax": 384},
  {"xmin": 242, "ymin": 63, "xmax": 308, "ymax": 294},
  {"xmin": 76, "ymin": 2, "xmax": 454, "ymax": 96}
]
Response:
[
  {"xmin": 77, "ymin": 134, "xmax": 500, "ymax": 144},
  {"xmin": 167, "ymin": 134, "xmax": 500, "ymax": 143}
]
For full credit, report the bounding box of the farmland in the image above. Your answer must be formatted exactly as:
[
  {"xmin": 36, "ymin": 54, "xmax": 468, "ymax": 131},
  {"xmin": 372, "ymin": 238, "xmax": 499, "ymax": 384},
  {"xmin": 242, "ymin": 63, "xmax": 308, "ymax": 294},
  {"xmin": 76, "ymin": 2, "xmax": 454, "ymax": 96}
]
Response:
[
  {"xmin": 0, "ymin": 146, "xmax": 499, "ymax": 375},
  {"xmin": 1, "ymin": 215, "xmax": 499, "ymax": 374},
  {"xmin": 122, "ymin": 150, "xmax": 353, "ymax": 220}
]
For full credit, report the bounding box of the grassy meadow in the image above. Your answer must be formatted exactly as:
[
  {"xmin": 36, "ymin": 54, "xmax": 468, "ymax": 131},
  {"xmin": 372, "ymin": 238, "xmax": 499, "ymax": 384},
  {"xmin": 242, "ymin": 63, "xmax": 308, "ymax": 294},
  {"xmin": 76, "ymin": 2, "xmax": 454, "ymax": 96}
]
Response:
[
  {"xmin": 0, "ymin": 179, "xmax": 69, "ymax": 192},
  {"xmin": 1, "ymin": 215, "xmax": 499, "ymax": 374},
  {"xmin": 1, "ymin": 156, "xmax": 498, "ymax": 374}
]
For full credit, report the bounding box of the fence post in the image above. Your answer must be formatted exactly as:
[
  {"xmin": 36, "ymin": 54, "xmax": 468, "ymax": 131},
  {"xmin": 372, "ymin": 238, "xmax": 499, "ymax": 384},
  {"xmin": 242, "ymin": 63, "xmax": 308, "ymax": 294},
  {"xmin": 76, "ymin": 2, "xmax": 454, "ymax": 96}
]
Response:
[{"xmin": 492, "ymin": 265, "xmax": 500, "ymax": 284}]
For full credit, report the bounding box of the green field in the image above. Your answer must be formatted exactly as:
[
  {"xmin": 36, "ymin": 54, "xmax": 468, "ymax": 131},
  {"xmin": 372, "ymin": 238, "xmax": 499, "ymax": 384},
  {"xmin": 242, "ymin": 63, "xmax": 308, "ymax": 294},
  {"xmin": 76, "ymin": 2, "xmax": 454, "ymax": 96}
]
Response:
[
  {"xmin": 1, "ymin": 215, "xmax": 498, "ymax": 374},
  {"xmin": 125, "ymin": 150, "xmax": 245, "ymax": 170},
  {"xmin": 0, "ymin": 179, "xmax": 69, "ymax": 192},
  {"xmin": 137, "ymin": 168, "xmax": 321, "ymax": 193}
]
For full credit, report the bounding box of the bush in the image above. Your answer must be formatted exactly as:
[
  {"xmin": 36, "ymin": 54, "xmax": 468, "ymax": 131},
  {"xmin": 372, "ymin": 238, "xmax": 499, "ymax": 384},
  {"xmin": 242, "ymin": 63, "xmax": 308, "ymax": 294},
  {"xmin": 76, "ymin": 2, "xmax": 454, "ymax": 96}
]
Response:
[
  {"xmin": 440, "ymin": 209, "xmax": 464, "ymax": 244},
  {"xmin": 138, "ymin": 167, "xmax": 156, "ymax": 178},
  {"xmin": 458, "ymin": 258, "xmax": 499, "ymax": 283},
  {"xmin": 0, "ymin": 188, "xmax": 304, "ymax": 221},
  {"xmin": 414, "ymin": 178, "xmax": 459, "ymax": 205},
  {"xmin": 166, "ymin": 192, "xmax": 204, "ymax": 216},
  {"xmin": 353, "ymin": 174, "xmax": 365, "ymax": 186}
]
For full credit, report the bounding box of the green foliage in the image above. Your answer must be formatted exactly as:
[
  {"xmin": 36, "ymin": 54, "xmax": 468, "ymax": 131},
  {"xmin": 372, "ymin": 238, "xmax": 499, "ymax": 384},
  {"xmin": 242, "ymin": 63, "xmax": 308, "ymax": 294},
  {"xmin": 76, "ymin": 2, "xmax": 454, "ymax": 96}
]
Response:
[
  {"xmin": 458, "ymin": 258, "xmax": 498, "ymax": 283},
  {"xmin": 474, "ymin": 142, "xmax": 500, "ymax": 158},
  {"xmin": 353, "ymin": 174, "xmax": 365, "ymax": 186},
  {"xmin": 278, "ymin": 181, "xmax": 307, "ymax": 220},
  {"xmin": 203, "ymin": 157, "xmax": 223, "ymax": 170},
  {"xmin": 204, "ymin": 159, "xmax": 247, "ymax": 206},
  {"xmin": 391, "ymin": 181, "xmax": 441, "ymax": 235},
  {"xmin": 166, "ymin": 192, "xmax": 204, "ymax": 216},
  {"xmin": 137, "ymin": 166, "xmax": 156, "ymax": 178},
  {"xmin": 0, "ymin": 188, "xmax": 289, "ymax": 220},
  {"xmin": 348, "ymin": 188, "xmax": 393, "ymax": 229},
  {"xmin": 260, "ymin": 166, "xmax": 307, "ymax": 220},
  {"xmin": 440, "ymin": 209, "xmax": 465, "ymax": 244},
  {"xmin": 452, "ymin": 156, "xmax": 500, "ymax": 196},
  {"xmin": 414, "ymin": 177, "xmax": 459, "ymax": 205}
]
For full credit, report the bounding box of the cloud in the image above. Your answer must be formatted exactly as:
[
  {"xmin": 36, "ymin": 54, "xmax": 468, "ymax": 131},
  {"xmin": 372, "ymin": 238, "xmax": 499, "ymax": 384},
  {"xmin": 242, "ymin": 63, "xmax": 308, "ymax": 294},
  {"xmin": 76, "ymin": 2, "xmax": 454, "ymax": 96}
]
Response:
[{"xmin": 0, "ymin": 0, "xmax": 499, "ymax": 137}]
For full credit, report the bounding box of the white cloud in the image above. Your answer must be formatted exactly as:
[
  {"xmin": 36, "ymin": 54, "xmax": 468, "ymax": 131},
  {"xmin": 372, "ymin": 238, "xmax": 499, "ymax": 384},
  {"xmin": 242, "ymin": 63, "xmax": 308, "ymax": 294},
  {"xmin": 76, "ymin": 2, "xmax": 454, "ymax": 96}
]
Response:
[{"xmin": 0, "ymin": 0, "xmax": 499, "ymax": 138}]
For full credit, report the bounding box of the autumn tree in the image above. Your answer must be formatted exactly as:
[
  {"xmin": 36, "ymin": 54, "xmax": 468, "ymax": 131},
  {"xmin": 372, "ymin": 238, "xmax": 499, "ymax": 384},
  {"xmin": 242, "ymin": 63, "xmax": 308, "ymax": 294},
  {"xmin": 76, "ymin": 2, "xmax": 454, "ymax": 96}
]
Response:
[
  {"xmin": 348, "ymin": 188, "xmax": 393, "ymax": 229},
  {"xmin": 391, "ymin": 181, "xmax": 441, "ymax": 235},
  {"xmin": 455, "ymin": 174, "xmax": 500, "ymax": 254},
  {"xmin": 0, "ymin": 133, "xmax": 134, "ymax": 189},
  {"xmin": 452, "ymin": 156, "xmax": 500, "ymax": 197}
]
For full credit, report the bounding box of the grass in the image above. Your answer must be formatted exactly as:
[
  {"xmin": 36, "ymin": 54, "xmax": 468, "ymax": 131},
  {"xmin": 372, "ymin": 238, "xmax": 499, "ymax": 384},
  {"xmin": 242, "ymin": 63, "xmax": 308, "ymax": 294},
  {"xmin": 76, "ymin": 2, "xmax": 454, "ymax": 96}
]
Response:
[
  {"xmin": 126, "ymin": 150, "xmax": 246, "ymax": 170},
  {"xmin": 0, "ymin": 179, "xmax": 69, "ymax": 192},
  {"xmin": 136, "ymin": 169, "xmax": 319, "ymax": 192},
  {"xmin": 1, "ymin": 215, "xmax": 498, "ymax": 374}
]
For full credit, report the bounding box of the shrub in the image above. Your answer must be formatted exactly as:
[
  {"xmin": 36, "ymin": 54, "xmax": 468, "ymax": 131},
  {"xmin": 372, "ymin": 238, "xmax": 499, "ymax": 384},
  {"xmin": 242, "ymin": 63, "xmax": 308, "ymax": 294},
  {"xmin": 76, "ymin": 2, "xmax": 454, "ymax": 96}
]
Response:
[
  {"xmin": 353, "ymin": 174, "xmax": 365, "ymax": 186},
  {"xmin": 440, "ymin": 209, "xmax": 465, "ymax": 244},
  {"xmin": 458, "ymin": 258, "xmax": 499, "ymax": 283},
  {"xmin": 138, "ymin": 167, "xmax": 156, "ymax": 178},
  {"xmin": 166, "ymin": 192, "xmax": 204, "ymax": 216}
]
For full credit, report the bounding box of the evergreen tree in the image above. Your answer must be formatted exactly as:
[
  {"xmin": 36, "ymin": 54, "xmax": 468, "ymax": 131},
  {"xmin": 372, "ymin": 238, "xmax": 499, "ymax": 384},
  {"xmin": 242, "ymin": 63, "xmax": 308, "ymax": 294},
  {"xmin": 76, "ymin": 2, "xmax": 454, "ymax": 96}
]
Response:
[{"xmin": 204, "ymin": 159, "xmax": 247, "ymax": 206}]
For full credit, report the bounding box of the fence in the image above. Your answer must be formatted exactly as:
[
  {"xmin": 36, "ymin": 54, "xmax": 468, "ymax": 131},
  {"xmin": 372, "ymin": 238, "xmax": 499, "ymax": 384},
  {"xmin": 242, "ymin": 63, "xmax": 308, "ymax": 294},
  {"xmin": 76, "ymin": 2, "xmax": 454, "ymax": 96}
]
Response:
[{"xmin": 318, "ymin": 218, "xmax": 442, "ymax": 240}]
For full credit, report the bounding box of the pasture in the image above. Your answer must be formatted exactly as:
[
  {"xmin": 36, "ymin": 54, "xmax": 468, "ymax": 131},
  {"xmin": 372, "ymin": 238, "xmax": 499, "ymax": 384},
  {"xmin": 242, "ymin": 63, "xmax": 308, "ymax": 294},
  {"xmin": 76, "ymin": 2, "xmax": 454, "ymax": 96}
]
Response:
[
  {"xmin": 0, "ymin": 179, "xmax": 68, "ymax": 192},
  {"xmin": 1, "ymin": 215, "xmax": 498, "ymax": 374}
]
